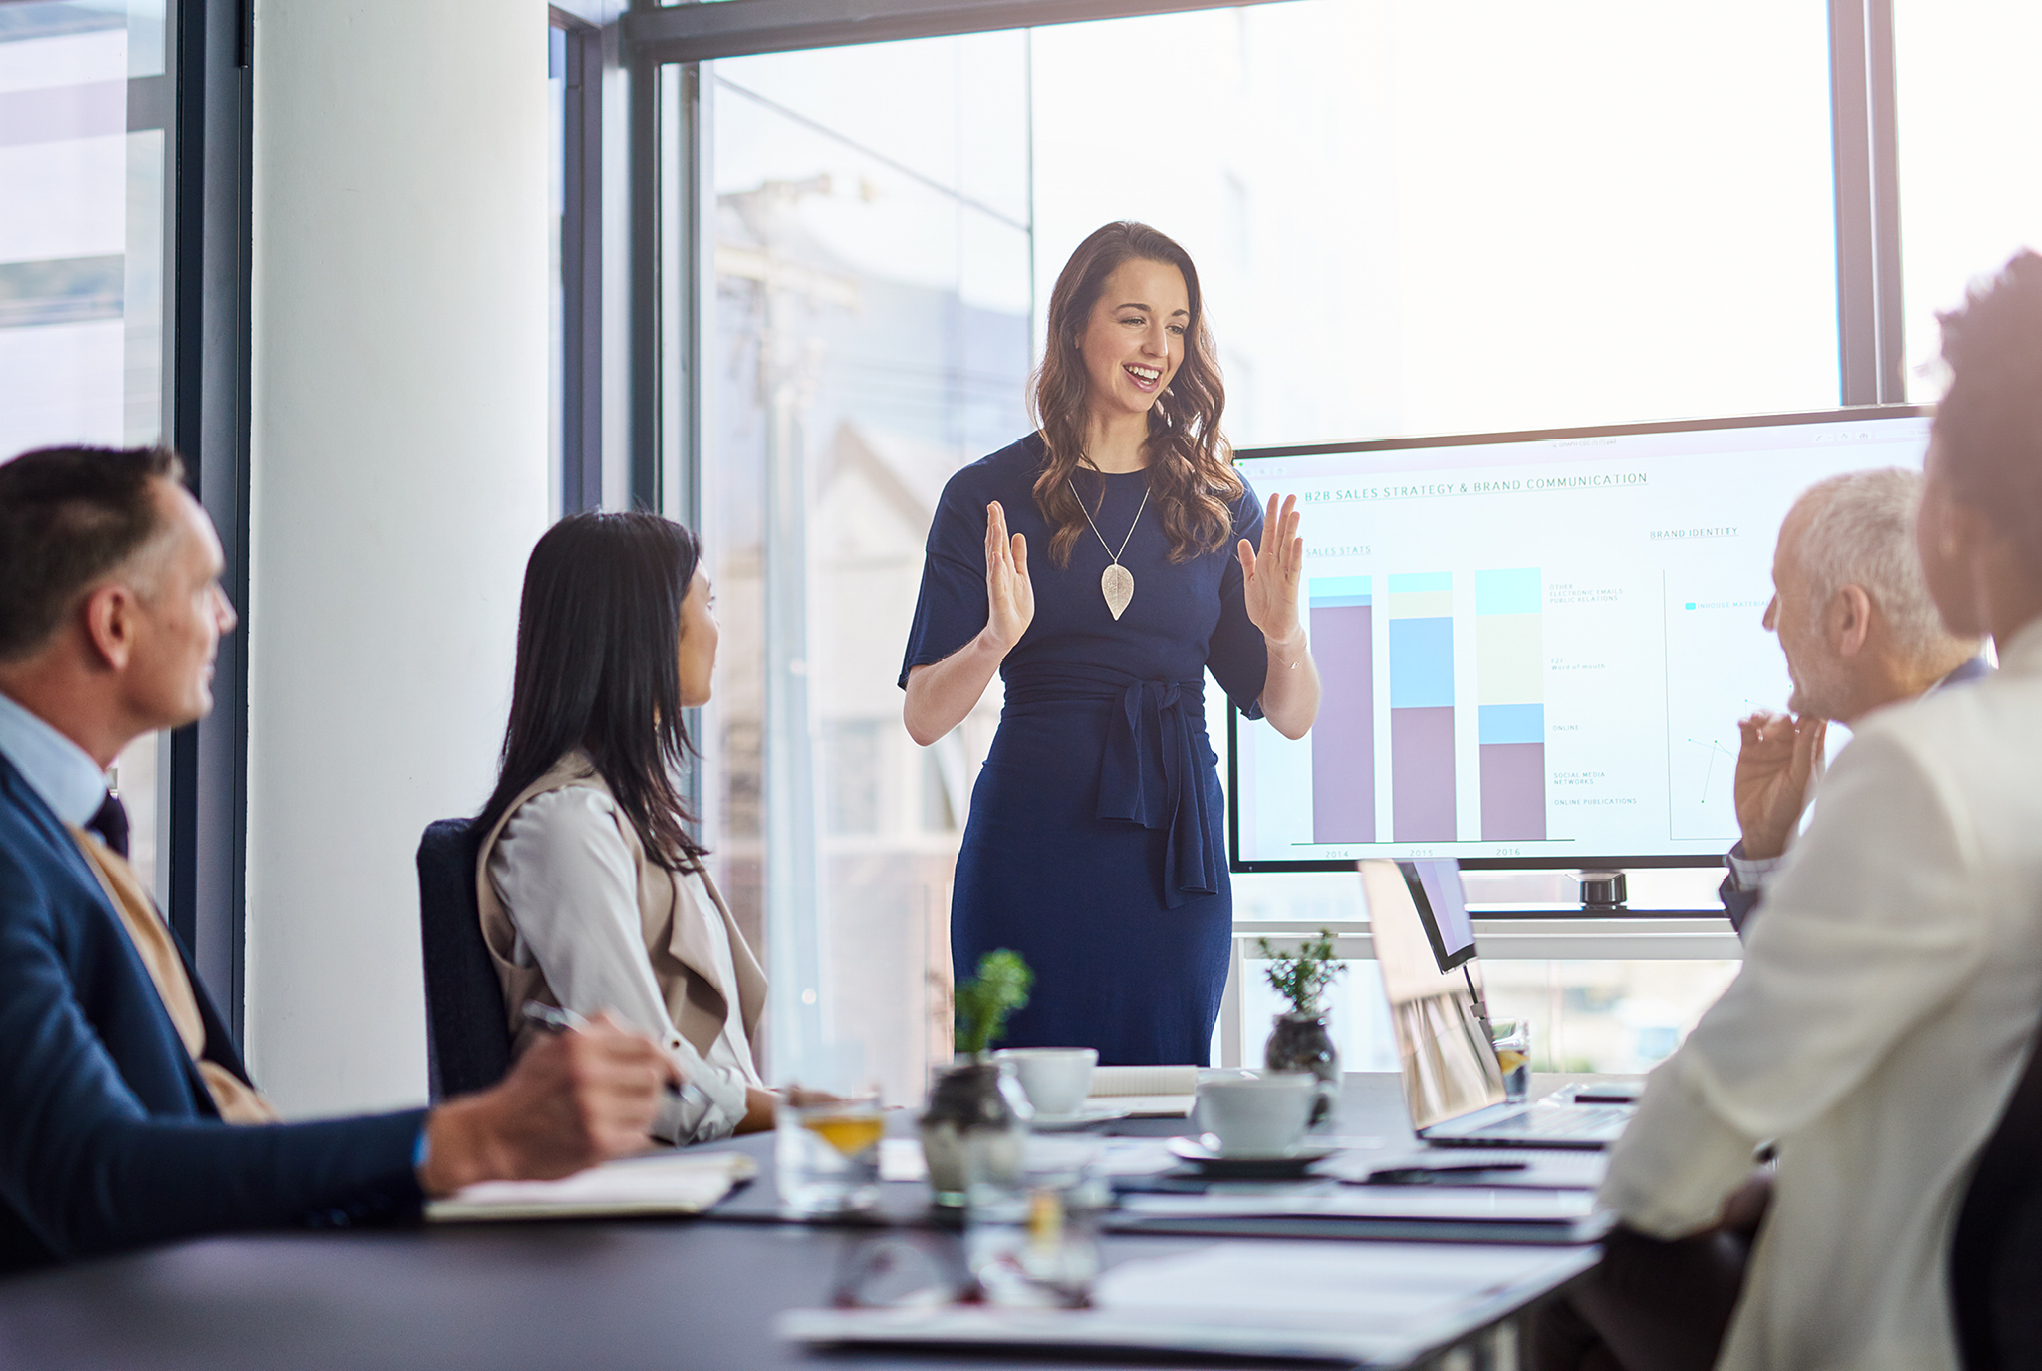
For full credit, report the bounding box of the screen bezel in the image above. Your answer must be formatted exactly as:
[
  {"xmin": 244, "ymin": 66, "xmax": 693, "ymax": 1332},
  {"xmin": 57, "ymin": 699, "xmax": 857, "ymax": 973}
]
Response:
[
  {"xmin": 1225, "ymin": 404, "xmax": 1931, "ymax": 874},
  {"xmin": 1399, "ymin": 861, "xmax": 1477, "ymax": 974}
]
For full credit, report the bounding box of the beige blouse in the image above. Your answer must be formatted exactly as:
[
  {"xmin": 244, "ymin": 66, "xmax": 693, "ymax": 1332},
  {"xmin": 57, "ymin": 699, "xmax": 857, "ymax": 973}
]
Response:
[{"xmin": 476, "ymin": 755, "xmax": 767, "ymax": 1144}]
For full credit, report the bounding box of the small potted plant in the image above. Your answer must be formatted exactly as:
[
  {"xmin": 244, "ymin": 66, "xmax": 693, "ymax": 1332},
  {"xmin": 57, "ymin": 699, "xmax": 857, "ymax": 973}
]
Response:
[
  {"xmin": 920, "ymin": 949, "xmax": 1035, "ymax": 1207},
  {"xmin": 1257, "ymin": 929, "xmax": 1346, "ymax": 1123}
]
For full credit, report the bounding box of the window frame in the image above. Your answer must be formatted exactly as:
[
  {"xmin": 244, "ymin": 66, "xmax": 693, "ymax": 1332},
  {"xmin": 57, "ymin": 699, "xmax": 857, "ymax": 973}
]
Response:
[
  {"xmin": 552, "ymin": 7, "xmax": 607, "ymax": 515},
  {"xmin": 165, "ymin": 0, "xmax": 256, "ymax": 1035}
]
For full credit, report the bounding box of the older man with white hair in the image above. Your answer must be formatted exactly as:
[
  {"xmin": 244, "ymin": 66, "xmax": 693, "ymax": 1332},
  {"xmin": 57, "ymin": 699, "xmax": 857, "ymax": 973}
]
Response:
[{"xmin": 1721, "ymin": 466, "xmax": 1988, "ymax": 933}]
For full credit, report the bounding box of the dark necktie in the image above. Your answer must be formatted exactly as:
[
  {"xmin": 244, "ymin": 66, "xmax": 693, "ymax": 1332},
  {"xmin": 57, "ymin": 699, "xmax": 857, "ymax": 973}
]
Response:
[{"xmin": 89, "ymin": 791, "xmax": 130, "ymax": 860}]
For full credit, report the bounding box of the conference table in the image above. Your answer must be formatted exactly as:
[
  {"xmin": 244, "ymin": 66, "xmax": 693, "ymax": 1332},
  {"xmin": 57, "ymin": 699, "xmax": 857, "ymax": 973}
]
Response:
[{"xmin": 0, "ymin": 1074, "xmax": 1615, "ymax": 1371}]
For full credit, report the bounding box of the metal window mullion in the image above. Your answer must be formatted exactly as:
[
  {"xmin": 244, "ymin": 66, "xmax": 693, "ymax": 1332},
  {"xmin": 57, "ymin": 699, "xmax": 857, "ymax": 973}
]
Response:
[
  {"xmin": 169, "ymin": 0, "xmax": 254, "ymax": 1039},
  {"xmin": 1829, "ymin": 0, "xmax": 1906, "ymax": 405},
  {"xmin": 627, "ymin": 36, "xmax": 661, "ymax": 512},
  {"xmin": 559, "ymin": 15, "xmax": 604, "ymax": 515}
]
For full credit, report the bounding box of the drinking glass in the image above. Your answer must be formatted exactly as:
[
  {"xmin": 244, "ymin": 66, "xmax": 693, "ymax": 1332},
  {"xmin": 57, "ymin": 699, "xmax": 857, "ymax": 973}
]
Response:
[
  {"xmin": 964, "ymin": 1135, "xmax": 1105, "ymax": 1308},
  {"xmin": 777, "ymin": 1091, "xmax": 884, "ymax": 1218},
  {"xmin": 1488, "ymin": 1019, "xmax": 1532, "ymax": 1103}
]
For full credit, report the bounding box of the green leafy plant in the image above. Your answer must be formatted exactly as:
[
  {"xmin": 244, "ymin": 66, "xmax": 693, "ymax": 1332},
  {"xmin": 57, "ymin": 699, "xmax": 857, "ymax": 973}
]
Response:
[
  {"xmin": 1257, "ymin": 929, "xmax": 1346, "ymax": 1017},
  {"xmin": 954, "ymin": 949, "xmax": 1034, "ymax": 1057}
]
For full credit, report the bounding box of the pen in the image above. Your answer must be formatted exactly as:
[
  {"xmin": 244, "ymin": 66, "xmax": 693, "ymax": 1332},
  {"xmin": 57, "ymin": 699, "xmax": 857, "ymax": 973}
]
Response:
[
  {"xmin": 1367, "ymin": 1161, "xmax": 1530, "ymax": 1185},
  {"xmin": 520, "ymin": 1001, "xmax": 707, "ymax": 1108}
]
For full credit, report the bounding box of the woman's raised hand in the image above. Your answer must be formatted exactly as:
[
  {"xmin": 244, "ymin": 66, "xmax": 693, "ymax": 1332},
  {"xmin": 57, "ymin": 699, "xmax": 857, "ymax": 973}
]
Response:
[
  {"xmin": 1238, "ymin": 492, "xmax": 1304, "ymax": 645},
  {"xmin": 981, "ymin": 501, "xmax": 1035, "ymax": 654}
]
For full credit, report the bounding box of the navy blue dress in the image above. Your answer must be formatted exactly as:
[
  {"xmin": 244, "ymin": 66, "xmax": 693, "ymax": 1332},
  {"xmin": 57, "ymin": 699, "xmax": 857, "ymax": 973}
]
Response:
[{"xmin": 900, "ymin": 434, "xmax": 1269, "ymax": 1065}]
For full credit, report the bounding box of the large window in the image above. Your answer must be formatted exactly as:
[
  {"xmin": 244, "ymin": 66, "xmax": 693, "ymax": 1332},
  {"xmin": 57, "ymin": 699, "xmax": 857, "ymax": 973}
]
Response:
[
  {"xmin": 688, "ymin": 0, "xmax": 1845, "ymax": 1096},
  {"xmin": 1894, "ymin": 0, "xmax": 2042, "ymax": 399},
  {"xmin": 1029, "ymin": 2, "xmax": 1838, "ymax": 444},
  {"xmin": 1, "ymin": 0, "xmax": 175, "ymax": 895},
  {"xmin": 701, "ymin": 32, "xmax": 1034, "ymax": 1102}
]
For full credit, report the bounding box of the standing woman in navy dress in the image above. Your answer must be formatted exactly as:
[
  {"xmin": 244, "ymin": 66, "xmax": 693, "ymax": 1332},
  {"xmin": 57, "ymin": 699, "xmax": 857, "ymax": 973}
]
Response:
[{"xmin": 900, "ymin": 222, "xmax": 1321, "ymax": 1065}]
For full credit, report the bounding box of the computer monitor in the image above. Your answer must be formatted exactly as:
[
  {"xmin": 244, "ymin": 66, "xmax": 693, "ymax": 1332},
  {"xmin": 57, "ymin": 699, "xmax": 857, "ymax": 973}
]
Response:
[{"xmin": 1228, "ymin": 405, "xmax": 1931, "ymax": 871}]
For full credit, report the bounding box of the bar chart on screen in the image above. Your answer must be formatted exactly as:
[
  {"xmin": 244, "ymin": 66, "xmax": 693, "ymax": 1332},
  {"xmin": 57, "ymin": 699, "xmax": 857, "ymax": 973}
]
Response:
[{"xmin": 1229, "ymin": 411, "xmax": 1932, "ymax": 866}]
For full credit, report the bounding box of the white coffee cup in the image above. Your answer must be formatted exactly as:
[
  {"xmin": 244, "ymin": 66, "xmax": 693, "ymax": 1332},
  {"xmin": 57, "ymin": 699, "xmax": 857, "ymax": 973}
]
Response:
[
  {"xmin": 991, "ymin": 1048, "xmax": 1099, "ymax": 1117},
  {"xmin": 1193, "ymin": 1070, "xmax": 1317, "ymax": 1156}
]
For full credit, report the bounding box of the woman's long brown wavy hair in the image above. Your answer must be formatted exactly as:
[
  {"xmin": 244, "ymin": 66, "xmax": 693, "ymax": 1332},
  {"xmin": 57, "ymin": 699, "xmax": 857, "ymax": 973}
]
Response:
[{"xmin": 1031, "ymin": 221, "xmax": 1241, "ymax": 566}]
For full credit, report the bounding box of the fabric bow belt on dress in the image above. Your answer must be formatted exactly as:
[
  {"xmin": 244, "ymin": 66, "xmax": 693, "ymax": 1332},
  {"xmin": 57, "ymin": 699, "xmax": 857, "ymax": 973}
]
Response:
[{"xmin": 1093, "ymin": 678, "xmax": 1217, "ymax": 910}]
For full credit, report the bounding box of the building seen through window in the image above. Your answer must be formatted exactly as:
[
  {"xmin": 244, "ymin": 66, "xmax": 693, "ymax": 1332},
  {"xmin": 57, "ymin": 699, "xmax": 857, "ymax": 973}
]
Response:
[{"xmin": 1, "ymin": 0, "xmax": 174, "ymax": 896}]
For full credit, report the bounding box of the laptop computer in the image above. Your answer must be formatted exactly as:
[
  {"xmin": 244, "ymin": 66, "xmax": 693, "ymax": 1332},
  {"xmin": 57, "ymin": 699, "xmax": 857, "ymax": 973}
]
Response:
[{"xmin": 1360, "ymin": 859, "xmax": 1632, "ymax": 1150}]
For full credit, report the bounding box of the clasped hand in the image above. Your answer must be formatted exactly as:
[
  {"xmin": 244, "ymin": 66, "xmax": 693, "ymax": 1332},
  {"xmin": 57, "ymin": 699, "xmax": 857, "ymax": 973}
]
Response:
[{"xmin": 418, "ymin": 1011, "xmax": 680, "ymax": 1196}]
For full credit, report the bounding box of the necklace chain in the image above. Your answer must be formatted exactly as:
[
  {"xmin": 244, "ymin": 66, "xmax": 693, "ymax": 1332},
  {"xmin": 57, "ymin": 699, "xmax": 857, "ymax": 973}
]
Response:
[{"xmin": 1068, "ymin": 476, "xmax": 1150, "ymax": 566}]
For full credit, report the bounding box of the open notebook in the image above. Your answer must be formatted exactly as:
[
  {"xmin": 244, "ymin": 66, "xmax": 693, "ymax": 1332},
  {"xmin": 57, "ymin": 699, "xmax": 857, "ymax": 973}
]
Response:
[{"xmin": 426, "ymin": 1150, "xmax": 756, "ymax": 1222}]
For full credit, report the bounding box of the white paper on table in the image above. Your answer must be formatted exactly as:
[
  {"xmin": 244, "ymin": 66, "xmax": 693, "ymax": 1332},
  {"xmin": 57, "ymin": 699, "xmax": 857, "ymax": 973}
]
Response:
[
  {"xmin": 1118, "ymin": 1186, "xmax": 1598, "ymax": 1223},
  {"xmin": 779, "ymin": 1240, "xmax": 1599, "ymax": 1364},
  {"xmin": 1094, "ymin": 1239, "xmax": 1596, "ymax": 1327},
  {"xmin": 1091, "ymin": 1138, "xmax": 1178, "ymax": 1176},
  {"xmin": 426, "ymin": 1150, "xmax": 756, "ymax": 1222}
]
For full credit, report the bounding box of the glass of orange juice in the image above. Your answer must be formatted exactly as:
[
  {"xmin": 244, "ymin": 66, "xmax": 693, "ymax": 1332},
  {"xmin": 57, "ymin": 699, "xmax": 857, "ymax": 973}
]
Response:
[
  {"xmin": 776, "ymin": 1090, "xmax": 884, "ymax": 1218},
  {"xmin": 1488, "ymin": 1019, "xmax": 1532, "ymax": 1102}
]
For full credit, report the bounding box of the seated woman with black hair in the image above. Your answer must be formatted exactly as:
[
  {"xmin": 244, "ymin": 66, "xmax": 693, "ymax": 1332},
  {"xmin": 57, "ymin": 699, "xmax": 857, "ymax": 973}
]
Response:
[{"xmin": 474, "ymin": 512, "xmax": 774, "ymax": 1143}]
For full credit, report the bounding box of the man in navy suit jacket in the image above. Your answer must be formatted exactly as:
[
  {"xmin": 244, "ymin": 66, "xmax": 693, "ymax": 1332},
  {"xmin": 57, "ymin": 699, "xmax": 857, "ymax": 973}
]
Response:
[
  {"xmin": 0, "ymin": 445, "xmax": 680, "ymax": 1271},
  {"xmin": 1720, "ymin": 466, "xmax": 1988, "ymax": 935}
]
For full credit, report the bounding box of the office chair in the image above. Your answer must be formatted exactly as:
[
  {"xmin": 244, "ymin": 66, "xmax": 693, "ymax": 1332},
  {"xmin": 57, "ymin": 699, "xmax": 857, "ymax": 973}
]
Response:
[
  {"xmin": 414, "ymin": 818, "xmax": 512, "ymax": 1101},
  {"xmin": 1950, "ymin": 1010, "xmax": 2042, "ymax": 1371}
]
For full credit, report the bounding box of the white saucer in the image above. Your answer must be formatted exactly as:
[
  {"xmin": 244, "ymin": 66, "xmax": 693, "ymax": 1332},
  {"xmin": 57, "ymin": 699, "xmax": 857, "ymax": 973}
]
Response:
[
  {"xmin": 1028, "ymin": 1104, "xmax": 1133, "ymax": 1131},
  {"xmin": 1166, "ymin": 1134, "xmax": 1338, "ymax": 1177}
]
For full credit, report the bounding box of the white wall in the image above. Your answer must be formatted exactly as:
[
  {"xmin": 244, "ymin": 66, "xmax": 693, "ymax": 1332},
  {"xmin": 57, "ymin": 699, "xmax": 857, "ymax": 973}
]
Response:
[{"xmin": 245, "ymin": 0, "xmax": 549, "ymax": 1113}]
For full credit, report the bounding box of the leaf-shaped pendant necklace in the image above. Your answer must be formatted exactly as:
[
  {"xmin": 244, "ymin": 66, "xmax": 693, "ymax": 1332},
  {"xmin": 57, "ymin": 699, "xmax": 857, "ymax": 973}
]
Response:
[{"xmin": 1069, "ymin": 475, "xmax": 1150, "ymax": 621}]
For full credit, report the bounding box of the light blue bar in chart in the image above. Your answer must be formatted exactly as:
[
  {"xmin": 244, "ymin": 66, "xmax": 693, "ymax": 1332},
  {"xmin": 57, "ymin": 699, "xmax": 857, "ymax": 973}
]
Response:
[
  {"xmin": 1310, "ymin": 575, "xmax": 1371, "ymax": 608},
  {"xmin": 1388, "ymin": 617, "xmax": 1454, "ymax": 708},
  {"xmin": 1475, "ymin": 568, "xmax": 1541, "ymax": 616},
  {"xmin": 1478, "ymin": 703, "xmax": 1545, "ymax": 744}
]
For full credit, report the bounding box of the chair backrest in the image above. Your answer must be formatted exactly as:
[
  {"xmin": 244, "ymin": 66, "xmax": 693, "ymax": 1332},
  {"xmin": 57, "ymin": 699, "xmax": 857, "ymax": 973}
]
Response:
[
  {"xmin": 414, "ymin": 818, "xmax": 511, "ymax": 1101},
  {"xmin": 1950, "ymin": 1012, "xmax": 2042, "ymax": 1371}
]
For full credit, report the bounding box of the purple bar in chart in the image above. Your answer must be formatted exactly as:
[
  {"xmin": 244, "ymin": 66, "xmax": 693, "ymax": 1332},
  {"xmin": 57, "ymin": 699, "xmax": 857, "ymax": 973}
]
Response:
[
  {"xmin": 1391, "ymin": 707, "xmax": 1456, "ymax": 840},
  {"xmin": 1479, "ymin": 743, "xmax": 1546, "ymax": 839},
  {"xmin": 1388, "ymin": 573, "xmax": 1457, "ymax": 842},
  {"xmin": 1308, "ymin": 577, "xmax": 1374, "ymax": 843}
]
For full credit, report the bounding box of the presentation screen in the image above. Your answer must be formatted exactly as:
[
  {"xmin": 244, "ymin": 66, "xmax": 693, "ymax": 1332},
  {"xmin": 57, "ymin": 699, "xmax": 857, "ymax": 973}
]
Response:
[{"xmin": 1228, "ymin": 407, "xmax": 1932, "ymax": 871}]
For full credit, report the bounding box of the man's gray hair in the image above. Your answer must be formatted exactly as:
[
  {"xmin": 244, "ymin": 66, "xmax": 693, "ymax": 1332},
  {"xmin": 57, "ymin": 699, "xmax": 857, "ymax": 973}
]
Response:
[{"xmin": 1792, "ymin": 467, "xmax": 1969, "ymax": 660}]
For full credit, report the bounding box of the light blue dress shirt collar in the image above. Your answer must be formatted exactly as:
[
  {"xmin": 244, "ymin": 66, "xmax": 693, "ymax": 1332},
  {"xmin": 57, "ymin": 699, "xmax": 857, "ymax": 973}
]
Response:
[{"xmin": 0, "ymin": 689, "xmax": 110, "ymax": 828}]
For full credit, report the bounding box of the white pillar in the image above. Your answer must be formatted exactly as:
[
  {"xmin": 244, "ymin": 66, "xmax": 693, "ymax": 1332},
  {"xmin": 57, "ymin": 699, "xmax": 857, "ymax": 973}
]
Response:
[{"xmin": 244, "ymin": 0, "xmax": 548, "ymax": 1113}]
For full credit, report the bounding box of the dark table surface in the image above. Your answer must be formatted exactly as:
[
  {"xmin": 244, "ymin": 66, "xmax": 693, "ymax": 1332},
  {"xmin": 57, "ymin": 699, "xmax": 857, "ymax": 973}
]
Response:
[{"xmin": 0, "ymin": 1073, "xmax": 1605, "ymax": 1371}]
